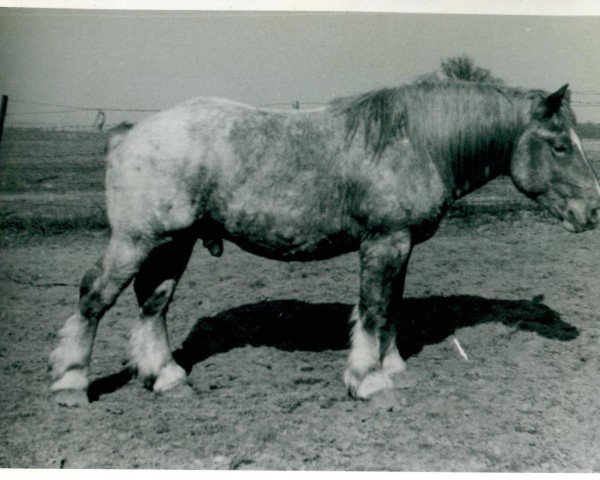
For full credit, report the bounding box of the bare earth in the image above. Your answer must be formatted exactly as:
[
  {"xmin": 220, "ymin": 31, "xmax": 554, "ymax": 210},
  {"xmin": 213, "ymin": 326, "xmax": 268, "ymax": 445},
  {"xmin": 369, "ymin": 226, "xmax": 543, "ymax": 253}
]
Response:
[{"xmin": 0, "ymin": 215, "xmax": 599, "ymax": 471}]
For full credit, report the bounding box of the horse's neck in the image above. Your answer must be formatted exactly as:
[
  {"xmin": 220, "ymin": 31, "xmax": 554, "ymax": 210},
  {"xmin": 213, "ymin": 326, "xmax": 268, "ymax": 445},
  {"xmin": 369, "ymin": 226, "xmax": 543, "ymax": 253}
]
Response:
[
  {"xmin": 448, "ymin": 157, "xmax": 506, "ymax": 201},
  {"xmin": 407, "ymin": 84, "xmax": 531, "ymax": 203},
  {"xmin": 445, "ymin": 112, "xmax": 527, "ymax": 201}
]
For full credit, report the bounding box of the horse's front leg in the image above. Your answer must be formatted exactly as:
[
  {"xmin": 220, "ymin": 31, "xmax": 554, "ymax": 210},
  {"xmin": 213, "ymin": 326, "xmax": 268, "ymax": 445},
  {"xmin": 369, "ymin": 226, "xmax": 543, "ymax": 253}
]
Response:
[{"xmin": 344, "ymin": 229, "xmax": 412, "ymax": 399}]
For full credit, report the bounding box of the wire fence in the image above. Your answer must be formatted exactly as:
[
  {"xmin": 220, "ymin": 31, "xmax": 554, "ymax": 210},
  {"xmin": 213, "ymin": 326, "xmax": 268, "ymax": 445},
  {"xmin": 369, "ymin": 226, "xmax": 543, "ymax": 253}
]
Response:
[
  {"xmin": 3, "ymin": 98, "xmax": 331, "ymax": 130},
  {"xmin": 5, "ymin": 89, "xmax": 600, "ymax": 130}
]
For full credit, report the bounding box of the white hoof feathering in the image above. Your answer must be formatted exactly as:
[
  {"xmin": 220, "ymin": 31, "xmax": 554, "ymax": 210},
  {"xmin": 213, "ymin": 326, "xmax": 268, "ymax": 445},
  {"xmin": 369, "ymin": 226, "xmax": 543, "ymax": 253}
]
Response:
[
  {"xmin": 355, "ymin": 370, "xmax": 395, "ymax": 399},
  {"xmin": 382, "ymin": 345, "xmax": 406, "ymax": 376},
  {"xmin": 345, "ymin": 306, "xmax": 405, "ymax": 399},
  {"xmin": 153, "ymin": 362, "xmax": 187, "ymax": 392},
  {"xmin": 51, "ymin": 369, "xmax": 89, "ymax": 406},
  {"xmin": 344, "ymin": 367, "xmax": 397, "ymax": 400},
  {"xmin": 50, "ymin": 368, "xmax": 88, "ymax": 392}
]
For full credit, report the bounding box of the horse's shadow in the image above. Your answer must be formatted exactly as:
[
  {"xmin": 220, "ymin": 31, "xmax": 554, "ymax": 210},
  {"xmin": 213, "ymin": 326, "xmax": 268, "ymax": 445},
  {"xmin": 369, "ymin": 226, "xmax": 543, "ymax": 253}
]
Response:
[{"xmin": 88, "ymin": 295, "xmax": 577, "ymax": 401}]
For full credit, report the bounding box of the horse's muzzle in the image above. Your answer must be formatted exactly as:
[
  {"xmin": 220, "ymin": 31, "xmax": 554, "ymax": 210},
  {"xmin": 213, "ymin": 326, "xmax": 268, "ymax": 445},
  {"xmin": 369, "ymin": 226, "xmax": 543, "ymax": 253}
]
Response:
[{"xmin": 561, "ymin": 205, "xmax": 600, "ymax": 233}]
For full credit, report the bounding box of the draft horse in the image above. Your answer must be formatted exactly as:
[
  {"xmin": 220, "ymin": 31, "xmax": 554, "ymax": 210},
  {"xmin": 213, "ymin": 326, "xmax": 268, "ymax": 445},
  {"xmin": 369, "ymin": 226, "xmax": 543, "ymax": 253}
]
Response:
[{"xmin": 50, "ymin": 81, "xmax": 600, "ymax": 405}]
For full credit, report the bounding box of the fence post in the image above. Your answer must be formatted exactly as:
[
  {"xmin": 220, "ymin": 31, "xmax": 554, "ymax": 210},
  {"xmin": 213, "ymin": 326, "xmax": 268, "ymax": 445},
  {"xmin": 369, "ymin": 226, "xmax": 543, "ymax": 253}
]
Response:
[
  {"xmin": 94, "ymin": 110, "xmax": 106, "ymax": 131},
  {"xmin": 0, "ymin": 95, "xmax": 8, "ymax": 147}
]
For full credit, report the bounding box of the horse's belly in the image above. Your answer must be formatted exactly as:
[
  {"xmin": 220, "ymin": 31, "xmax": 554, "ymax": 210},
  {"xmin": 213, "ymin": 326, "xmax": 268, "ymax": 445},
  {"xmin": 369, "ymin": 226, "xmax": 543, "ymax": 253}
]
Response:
[
  {"xmin": 227, "ymin": 232, "xmax": 360, "ymax": 261},
  {"xmin": 219, "ymin": 209, "xmax": 360, "ymax": 261}
]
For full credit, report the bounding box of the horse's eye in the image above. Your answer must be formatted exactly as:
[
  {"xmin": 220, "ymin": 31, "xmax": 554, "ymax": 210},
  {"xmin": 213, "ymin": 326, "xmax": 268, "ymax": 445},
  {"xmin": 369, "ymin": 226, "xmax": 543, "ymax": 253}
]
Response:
[{"xmin": 551, "ymin": 143, "xmax": 569, "ymax": 156}]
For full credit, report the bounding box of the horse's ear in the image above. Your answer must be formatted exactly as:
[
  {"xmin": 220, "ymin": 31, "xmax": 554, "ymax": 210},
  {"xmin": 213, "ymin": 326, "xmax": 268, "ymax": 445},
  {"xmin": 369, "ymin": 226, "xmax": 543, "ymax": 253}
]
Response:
[
  {"xmin": 533, "ymin": 84, "xmax": 570, "ymax": 120},
  {"xmin": 546, "ymin": 83, "xmax": 570, "ymax": 108},
  {"xmin": 560, "ymin": 84, "xmax": 571, "ymax": 103}
]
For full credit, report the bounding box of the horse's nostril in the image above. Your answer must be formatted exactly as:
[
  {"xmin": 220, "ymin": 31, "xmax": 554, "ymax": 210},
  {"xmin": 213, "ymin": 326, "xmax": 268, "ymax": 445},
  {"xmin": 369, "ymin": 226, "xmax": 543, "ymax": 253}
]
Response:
[
  {"xmin": 592, "ymin": 208, "xmax": 600, "ymax": 224},
  {"xmin": 565, "ymin": 210, "xmax": 579, "ymax": 229}
]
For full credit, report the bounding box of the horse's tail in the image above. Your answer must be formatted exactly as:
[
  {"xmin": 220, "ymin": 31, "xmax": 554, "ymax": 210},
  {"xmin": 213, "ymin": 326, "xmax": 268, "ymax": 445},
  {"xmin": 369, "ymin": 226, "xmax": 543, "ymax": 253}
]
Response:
[{"xmin": 104, "ymin": 122, "xmax": 134, "ymax": 154}]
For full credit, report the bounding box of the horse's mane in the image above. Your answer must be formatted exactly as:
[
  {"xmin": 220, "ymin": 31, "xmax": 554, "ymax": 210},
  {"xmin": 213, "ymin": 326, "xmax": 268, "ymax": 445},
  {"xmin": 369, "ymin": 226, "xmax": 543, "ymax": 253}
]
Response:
[{"xmin": 330, "ymin": 80, "xmax": 547, "ymax": 182}]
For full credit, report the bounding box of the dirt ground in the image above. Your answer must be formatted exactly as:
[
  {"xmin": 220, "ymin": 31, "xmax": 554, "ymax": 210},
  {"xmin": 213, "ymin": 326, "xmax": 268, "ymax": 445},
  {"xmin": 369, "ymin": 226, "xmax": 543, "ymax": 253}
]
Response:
[{"xmin": 0, "ymin": 214, "xmax": 599, "ymax": 471}]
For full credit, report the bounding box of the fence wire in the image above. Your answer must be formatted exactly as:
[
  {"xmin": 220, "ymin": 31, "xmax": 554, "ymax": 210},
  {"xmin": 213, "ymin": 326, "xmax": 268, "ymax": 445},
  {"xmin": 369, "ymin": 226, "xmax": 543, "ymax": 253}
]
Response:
[{"xmin": 4, "ymin": 90, "xmax": 600, "ymax": 130}]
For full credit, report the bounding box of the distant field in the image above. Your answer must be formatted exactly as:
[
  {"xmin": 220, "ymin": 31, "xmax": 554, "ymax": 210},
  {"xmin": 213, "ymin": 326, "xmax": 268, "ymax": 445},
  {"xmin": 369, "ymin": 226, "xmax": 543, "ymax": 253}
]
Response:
[
  {"xmin": 1, "ymin": 127, "xmax": 600, "ymax": 232},
  {"xmin": 575, "ymin": 122, "xmax": 600, "ymax": 139},
  {"xmin": 0, "ymin": 128, "xmax": 108, "ymax": 194}
]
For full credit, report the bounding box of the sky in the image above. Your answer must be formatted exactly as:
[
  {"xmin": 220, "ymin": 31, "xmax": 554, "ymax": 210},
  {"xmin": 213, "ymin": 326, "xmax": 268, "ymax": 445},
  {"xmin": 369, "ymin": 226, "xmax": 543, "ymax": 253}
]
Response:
[{"xmin": 1, "ymin": 7, "xmax": 600, "ymax": 127}]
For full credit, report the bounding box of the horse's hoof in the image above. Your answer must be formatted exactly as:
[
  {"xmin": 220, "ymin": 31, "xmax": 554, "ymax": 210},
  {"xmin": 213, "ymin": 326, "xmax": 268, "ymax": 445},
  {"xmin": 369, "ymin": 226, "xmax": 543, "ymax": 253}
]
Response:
[
  {"xmin": 156, "ymin": 382, "xmax": 197, "ymax": 400},
  {"xmin": 53, "ymin": 389, "xmax": 89, "ymax": 407},
  {"xmin": 345, "ymin": 369, "xmax": 396, "ymax": 400},
  {"xmin": 152, "ymin": 362, "xmax": 188, "ymax": 392},
  {"xmin": 355, "ymin": 371, "xmax": 395, "ymax": 399}
]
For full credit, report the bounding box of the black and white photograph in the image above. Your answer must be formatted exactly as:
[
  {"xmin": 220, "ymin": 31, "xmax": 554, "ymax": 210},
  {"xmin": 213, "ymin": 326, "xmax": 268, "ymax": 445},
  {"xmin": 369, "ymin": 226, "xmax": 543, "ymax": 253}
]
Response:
[{"xmin": 1, "ymin": 0, "xmax": 600, "ymax": 472}]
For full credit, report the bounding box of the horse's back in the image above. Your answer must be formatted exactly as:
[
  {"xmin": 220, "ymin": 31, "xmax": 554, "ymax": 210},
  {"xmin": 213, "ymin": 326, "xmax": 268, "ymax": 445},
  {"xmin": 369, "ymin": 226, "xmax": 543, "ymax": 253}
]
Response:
[{"xmin": 104, "ymin": 97, "xmax": 351, "ymax": 241}]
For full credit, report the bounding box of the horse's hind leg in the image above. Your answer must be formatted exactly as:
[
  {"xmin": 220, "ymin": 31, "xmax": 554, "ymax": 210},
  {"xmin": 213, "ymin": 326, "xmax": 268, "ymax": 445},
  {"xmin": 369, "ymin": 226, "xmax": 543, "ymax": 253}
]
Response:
[
  {"xmin": 344, "ymin": 229, "xmax": 412, "ymax": 399},
  {"xmin": 130, "ymin": 233, "xmax": 196, "ymax": 394},
  {"xmin": 49, "ymin": 234, "xmax": 150, "ymax": 406}
]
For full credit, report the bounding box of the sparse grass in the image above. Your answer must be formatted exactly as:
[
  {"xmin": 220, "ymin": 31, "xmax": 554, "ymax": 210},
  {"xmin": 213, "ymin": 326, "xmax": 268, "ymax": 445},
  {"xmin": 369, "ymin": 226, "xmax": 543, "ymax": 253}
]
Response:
[
  {"xmin": 446, "ymin": 200, "xmax": 548, "ymax": 222},
  {"xmin": 0, "ymin": 212, "xmax": 108, "ymax": 235}
]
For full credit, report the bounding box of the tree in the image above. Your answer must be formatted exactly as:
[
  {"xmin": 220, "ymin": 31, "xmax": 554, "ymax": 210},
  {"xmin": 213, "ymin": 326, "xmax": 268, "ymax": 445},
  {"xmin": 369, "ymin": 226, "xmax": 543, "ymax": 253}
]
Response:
[{"xmin": 418, "ymin": 55, "xmax": 504, "ymax": 84}]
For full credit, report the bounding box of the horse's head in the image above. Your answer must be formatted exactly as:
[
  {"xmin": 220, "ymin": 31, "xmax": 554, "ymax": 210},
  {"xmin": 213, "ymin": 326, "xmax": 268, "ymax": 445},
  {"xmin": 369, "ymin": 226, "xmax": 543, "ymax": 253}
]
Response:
[{"xmin": 511, "ymin": 84, "xmax": 600, "ymax": 232}]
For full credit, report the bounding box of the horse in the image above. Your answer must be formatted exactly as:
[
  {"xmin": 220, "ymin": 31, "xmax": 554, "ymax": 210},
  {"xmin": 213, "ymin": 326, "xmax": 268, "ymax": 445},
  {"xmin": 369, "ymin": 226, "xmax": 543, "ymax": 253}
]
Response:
[{"xmin": 49, "ymin": 80, "xmax": 600, "ymax": 406}]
